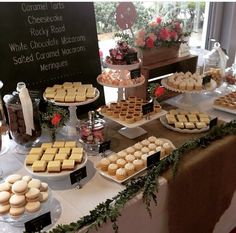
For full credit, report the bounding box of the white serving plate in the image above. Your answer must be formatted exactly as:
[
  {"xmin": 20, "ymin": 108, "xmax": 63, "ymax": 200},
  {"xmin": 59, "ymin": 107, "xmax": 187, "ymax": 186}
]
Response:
[
  {"xmin": 105, "ymin": 60, "xmax": 140, "ymax": 71},
  {"xmin": 44, "ymin": 88, "xmax": 100, "ymax": 107},
  {"xmin": 161, "ymin": 78, "xmax": 217, "ymax": 93},
  {"xmin": 24, "ymin": 153, "xmax": 88, "ymax": 180},
  {"xmin": 97, "ymin": 138, "xmax": 176, "ymax": 184},
  {"xmin": 97, "ymin": 75, "xmax": 145, "ymax": 88},
  {"xmin": 0, "ymin": 187, "xmax": 52, "ymax": 227},
  {"xmin": 160, "ymin": 115, "xmax": 210, "ymax": 134},
  {"xmin": 212, "ymin": 104, "xmax": 236, "ymax": 115},
  {"xmin": 99, "ymin": 110, "xmax": 167, "ymax": 129}
]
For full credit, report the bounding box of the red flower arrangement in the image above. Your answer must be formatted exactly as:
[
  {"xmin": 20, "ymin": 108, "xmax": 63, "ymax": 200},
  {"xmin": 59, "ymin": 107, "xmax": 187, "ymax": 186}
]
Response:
[
  {"xmin": 51, "ymin": 113, "xmax": 62, "ymax": 126},
  {"xmin": 135, "ymin": 16, "xmax": 190, "ymax": 49}
]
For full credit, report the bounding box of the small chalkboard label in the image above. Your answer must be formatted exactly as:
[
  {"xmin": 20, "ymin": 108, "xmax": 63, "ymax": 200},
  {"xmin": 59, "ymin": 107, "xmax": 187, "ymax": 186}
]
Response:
[
  {"xmin": 147, "ymin": 151, "xmax": 160, "ymax": 168},
  {"xmin": 25, "ymin": 212, "xmax": 51, "ymax": 233},
  {"xmin": 202, "ymin": 75, "xmax": 212, "ymax": 85},
  {"xmin": 130, "ymin": 68, "xmax": 141, "ymax": 79},
  {"xmin": 210, "ymin": 117, "xmax": 218, "ymax": 129},
  {"xmin": 70, "ymin": 166, "xmax": 87, "ymax": 185},
  {"xmin": 142, "ymin": 102, "xmax": 154, "ymax": 115},
  {"xmin": 125, "ymin": 52, "xmax": 138, "ymax": 64},
  {"xmin": 99, "ymin": 140, "xmax": 111, "ymax": 153}
]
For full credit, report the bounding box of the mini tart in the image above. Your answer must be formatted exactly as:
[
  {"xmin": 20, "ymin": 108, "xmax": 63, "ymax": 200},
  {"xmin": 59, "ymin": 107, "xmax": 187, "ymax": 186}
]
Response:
[
  {"xmin": 117, "ymin": 150, "xmax": 127, "ymax": 159},
  {"xmin": 133, "ymin": 159, "xmax": 144, "ymax": 171},
  {"xmin": 108, "ymin": 154, "xmax": 118, "ymax": 163},
  {"xmin": 112, "ymin": 111, "xmax": 119, "ymax": 118},
  {"xmin": 125, "ymin": 154, "xmax": 135, "ymax": 163},
  {"xmin": 128, "ymin": 96, "xmax": 136, "ymax": 101},
  {"xmin": 125, "ymin": 115, "xmax": 135, "ymax": 124},
  {"xmin": 133, "ymin": 113, "xmax": 142, "ymax": 121},
  {"xmin": 116, "ymin": 168, "xmax": 127, "ymax": 180},
  {"xmin": 106, "ymin": 108, "xmax": 113, "ymax": 116},
  {"xmin": 116, "ymin": 158, "xmax": 126, "ymax": 168},
  {"xmin": 126, "ymin": 147, "xmax": 135, "ymax": 154},
  {"xmin": 135, "ymin": 98, "xmax": 143, "ymax": 103},
  {"xmin": 154, "ymin": 105, "xmax": 162, "ymax": 113},
  {"xmin": 100, "ymin": 158, "xmax": 110, "ymax": 171},
  {"xmin": 110, "ymin": 102, "xmax": 118, "ymax": 109},
  {"xmin": 119, "ymin": 113, "xmax": 126, "ymax": 121},
  {"xmin": 100, "ymin": 105, "xmax": 108, "ymax": 113},
  {"xmin": 124, "ymin": 163, "xmax": 135, "ymax": 176},
  {"xmin": 108, "ymin": 163, "xmax": 118, "ymax": 176}
]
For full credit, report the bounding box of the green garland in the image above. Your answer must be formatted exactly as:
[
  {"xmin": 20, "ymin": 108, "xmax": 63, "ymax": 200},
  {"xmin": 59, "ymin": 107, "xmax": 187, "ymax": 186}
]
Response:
[{"xmin": 47, "ymin": 121, "xmax": 236, "ymax": 233}]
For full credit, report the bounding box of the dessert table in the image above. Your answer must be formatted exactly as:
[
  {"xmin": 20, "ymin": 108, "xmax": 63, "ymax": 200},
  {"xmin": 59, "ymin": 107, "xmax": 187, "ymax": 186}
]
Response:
[{"xmin": 0, "ymin": 85, "xmax": 236, "ymax": 233}]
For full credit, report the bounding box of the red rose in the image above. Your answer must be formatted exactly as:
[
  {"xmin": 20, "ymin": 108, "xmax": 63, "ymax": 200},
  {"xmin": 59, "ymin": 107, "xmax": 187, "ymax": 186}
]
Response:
[
  {"xmin": 156, "ymin": 17, "xmax": 162, "ymax": 24},
  {"xmin": 170, "ymin": 30, "xmax": 177, "ymax": 40},
  {"xmin": 159, "ymin": 28, "xmax": 170, "ymax": 41},
  {"xmin": 154, "ymin": 86, "xmax": 165, "ymax": 97},
  {"xmin": 146, "ymin": 37, "xmax": 154, "ymax": 48},
  {"xmin": 51, "ymin": 113, "xmax": 62, "ymax": 126}
]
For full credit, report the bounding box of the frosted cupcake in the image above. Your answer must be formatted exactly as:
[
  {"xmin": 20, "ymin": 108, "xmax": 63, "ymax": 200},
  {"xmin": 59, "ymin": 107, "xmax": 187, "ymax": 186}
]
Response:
[
  {"xmin": 148, "ymin": 136, "xmax": 157, "ymax": 143},
  {"xmin": 124, "ymin": 163, "xmax": 135, "ymax": 176},
  {"xmin": 141, "ymin": 154, "xmax": 149, "ymax": 166},
  {"xmin": 100, "ymin": 158, "xmax": 110, "ymax": 171},
  {"xmin": 141, "ymin": 147, "xmax": 149, "ymax": 154},
  {"xmin": 116, "ymin": 168, "xmax": 127, "ymax": 180},
  {"xmin": 116, "ymin": 158, "xmax": 126, "ymax": 168},
  {"xmin": 148, "ymin": 143, "xmax": 156, "ymax": 151},
  {"xmin": 148, "ymin": 150, "xmax": 156, "ymax": 156},
  {"xmin": 134, "ymin": 143, "xmax": 142, "ymax": 151},
  {"xmin": 126, "ymin": 147, "xmax": 135, "ymax": 154},
  {"xmin": 125, "ymin": 154, "xmax": 135, "ymax": 163},
  {"xmin": 108, "ymin": 163, "xmax": 118, "ymax": 176},
  {"xmin": 162, "ymin": 142, "xmax": 173, "ymax": 155},
  {"xmin": 108, "ymin": 154, "xmax": 118, "ymax": 163},
  {"xmin": 155, "ymin": 139, "xmax": 164, "ymax": 146},
  {"xmin": 117, "ymin": 150, "xmax": 127, "ymax": 159},
  {"xmin": 133, "ymin": 159, "xmax": 144, "ymax": 171},
  {"xmin": 133, "ymin": 151, "xmax": 142, "ymax": 159},
  {"xmin": 141, "ymin": 139, "xmax": 150, "ymax": 147}
]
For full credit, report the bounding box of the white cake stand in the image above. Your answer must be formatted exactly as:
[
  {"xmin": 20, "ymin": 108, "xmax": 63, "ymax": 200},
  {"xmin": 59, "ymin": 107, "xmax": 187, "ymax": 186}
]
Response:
[
  {"xmin": 103, "ymin": 61, "xmax": 142, "ymax": 101},
  {"xmin": 45, "ymin": 89, "xmax": 100, "ymax": 137},
  {"xmin": 161, "ymin": 79, "xmax": 217, "ymax": 109}
]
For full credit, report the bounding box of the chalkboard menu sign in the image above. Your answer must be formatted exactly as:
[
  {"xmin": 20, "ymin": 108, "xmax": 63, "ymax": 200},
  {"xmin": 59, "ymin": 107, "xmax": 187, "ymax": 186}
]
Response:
[{"xmin": 0, "ymin": 2, "xmax": 104, "ymax": 108}]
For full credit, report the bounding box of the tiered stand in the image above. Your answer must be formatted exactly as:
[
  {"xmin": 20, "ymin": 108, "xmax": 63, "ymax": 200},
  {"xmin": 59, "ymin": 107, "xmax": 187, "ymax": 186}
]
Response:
[{"xmin": 45, "ymin": 90, "xmax": 100, "ymax": 137}]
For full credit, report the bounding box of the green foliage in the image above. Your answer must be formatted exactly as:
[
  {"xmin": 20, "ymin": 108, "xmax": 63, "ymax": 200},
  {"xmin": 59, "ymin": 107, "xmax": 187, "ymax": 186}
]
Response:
[{"xmin": 47, "ymin": 120, "xmax": 236, "ymax": 233}]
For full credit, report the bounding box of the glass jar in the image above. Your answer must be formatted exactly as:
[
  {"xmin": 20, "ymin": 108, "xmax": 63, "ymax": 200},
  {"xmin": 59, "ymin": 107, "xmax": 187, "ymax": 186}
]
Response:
[
  {"xmin": 78, "ymin": 111, "xmax": 107, "ymax": 154},
  {"xmin": 3, "ymin": 82, "xmax": 41, "ymax": 148},
  {"xmin": 203, "ymin": 42, "xmax": 228, "ymax": 87}
]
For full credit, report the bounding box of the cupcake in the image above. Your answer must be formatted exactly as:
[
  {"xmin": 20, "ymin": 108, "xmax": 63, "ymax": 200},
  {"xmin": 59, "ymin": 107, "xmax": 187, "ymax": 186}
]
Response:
[
  {"xmin": 155, "ymin": 139, "xmax": 164, "ymax": 146},
  {"xmin": 108, "ymin": 154, "xmax": 118, "ymax": 163},
  {"xmin": 133, "ymin": 159, "xmax": 144, "ymax": 171},
  {"xmin": 148, "ymin": 136, "xmax": 157, "ymax": 143},
  {"xmin": 124, "ymin": 163, "xmax": 135, "ymax": 176},
  {"xmin": 162, "ymin": 142, "xmax": 173, "ymax": 155},
  {"xmin": 141, "ymin": 154, "xmax": 149, "ymax": 166},
  {"xmin": 116, "ymin": 168, "xmax": 127, "ymax": 180},
  {"xmin": 141, "ymin": 147, "xmax": 149, "ymax": 154},
  {"xmin": 148, "ymin": 150, "xmax": 156, "ymax": 156},
  {"xmin": 148, "ymin": 143, "xmax": 156, "ymax": 151},
  {"xmin": 125, "ymin": 154, "xmax": 135, "ymax": 163},
  {"xmin": 116, "ymin": 158, "xmax": 126, "ymax": 168},
  {"xmin": 126, "ymin": 147, "xmax": 135, "ymax": 154},
  {"xmin": 134, "ymin": 151, "xmax": 142, "ymax": 159},
  {"xmin": 100, "ymin": 158, "xmax": 110, "ymax": 171},
  {"xmin": 134, "ymin": 143, "xmax": 142, "ymax": 151},
  {"xmin": 141, "ymin": 139, "xmax": 150, "ymax": 146},
  {"xmin": 117, "ymin": 150, "xmax": 127, "ymax": 159},
  {"xmin": 108, "ymin": 163, "xmax": 118, "ymax": 176}
]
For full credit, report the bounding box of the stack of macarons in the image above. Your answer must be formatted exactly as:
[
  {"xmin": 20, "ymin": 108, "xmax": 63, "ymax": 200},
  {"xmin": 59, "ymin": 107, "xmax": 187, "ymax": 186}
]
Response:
[{"xmin": 0, "ymin": 174, "xmax": 49, "ymax": 218}]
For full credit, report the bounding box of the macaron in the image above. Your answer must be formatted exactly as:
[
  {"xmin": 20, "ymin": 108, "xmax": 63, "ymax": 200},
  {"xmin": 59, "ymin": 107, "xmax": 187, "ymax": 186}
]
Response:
[
  {"xmin": 0, "ymin": 191, "xmax": 11, "ymax": 204},
  {"xmin": 0, "ymin": 182, "xmax": 11, "ymax": 192},
  {"xmin": 6, "ymin": 174, "xmax": 22, "ymax": 184},
  {"xmin": 12, "ymin": 180, "xmax": 28, "ymax": 195},
  {"xmin": 25, "ymin": 188, "xmax": 40, "ymax": 200},
  {"xmin": 25, "ymin": 201, "xmax": 41, "ymax": 213},
  {"xmin": 39, "ymin": 192, "xmax": 49, "ymax": 202},
  {"xmin": 9, "ymin": 194, "xmax": 26, "ymax": 207},
  {"xmin": 9, "ymin": 206, "xmax": 25, "ymax": 217},
  {"xmin": 22, "ymin": 175, "xmax": 32, "ymax": 183},
  {"xmin": 0, "ymin": 203, "xmax": 10, "ymax": 215},
  {"xmin": 40, "ymin": 182, "xmax": 48, "ymax": 192},
  {"xmin": 28, "ymin": 179, "xmax": 41, "ymax": 189}
]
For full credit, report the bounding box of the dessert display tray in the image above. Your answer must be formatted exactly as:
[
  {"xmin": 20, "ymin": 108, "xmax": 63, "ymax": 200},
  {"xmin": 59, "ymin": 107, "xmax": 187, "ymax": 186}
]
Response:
[
  {"xmin": 99, "ymin": 110, "xmax": 167, "ymax": 129},
  {"xmin": 160, "ymin": 115, "xmax": 210, "ymax": 134},
  {"xmin": 0, "ymin": 188, "xmax": 52, "ymax": 227},
  {"xmin": 212, "ymin": 104, "xmax": 236, "ymax": 115},
  {"xmin": 44, "ymin": 88, "xmax": 100, "ymax": 107},
  {"xmin": 97, "ymin": 75, "xmax": 145, "ymax": 88},
  {"xmin": 105, "ymin": 61, "xmax": 140, "ymax": 71},
  {"xmin": 161, "ymin": 79, "xmax": 217, "ymax": 93},
  {"xmin": 96, "ymin": 138, "xmax": 176, "ymax": 184},
  {"xmin": 24, "ymin": 152, "xmax": 88, "ymax": 180}
]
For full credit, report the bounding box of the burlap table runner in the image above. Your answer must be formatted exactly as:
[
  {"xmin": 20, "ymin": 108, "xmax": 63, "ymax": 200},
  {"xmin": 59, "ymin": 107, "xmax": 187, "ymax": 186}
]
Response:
[{"xmin": 163, "ymin": 135, "xmax": 236, "ymax": 233}]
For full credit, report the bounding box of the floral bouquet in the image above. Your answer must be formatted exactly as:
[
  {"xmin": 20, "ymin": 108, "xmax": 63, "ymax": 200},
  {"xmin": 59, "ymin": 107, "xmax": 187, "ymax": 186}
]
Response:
[
  {"xmin": 135, "ymin": 16, "xmax": 189, "ymax": 50},
  {"xmin": 39, "ymin": 100, "xmax": 69, "ymax": 141}
]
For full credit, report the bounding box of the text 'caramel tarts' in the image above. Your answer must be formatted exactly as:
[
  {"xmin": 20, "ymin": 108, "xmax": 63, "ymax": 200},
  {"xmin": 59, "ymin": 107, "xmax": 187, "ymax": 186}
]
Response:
[{"xmin": 97, "ymin": 136, "xmax": 175, "ymax": 182}]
